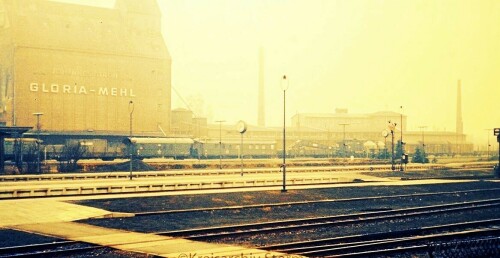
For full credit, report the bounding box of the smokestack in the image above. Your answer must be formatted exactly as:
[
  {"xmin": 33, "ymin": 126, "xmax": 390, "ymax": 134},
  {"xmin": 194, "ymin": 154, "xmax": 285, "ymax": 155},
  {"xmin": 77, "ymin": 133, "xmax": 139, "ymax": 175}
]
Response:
[
  {"xmin": 258, "ymin": 47, "xmax": 265, "ymax": 127},
  {"xmin": 456, "ymin": 79, "xmax": 463, "ymax": 134}
]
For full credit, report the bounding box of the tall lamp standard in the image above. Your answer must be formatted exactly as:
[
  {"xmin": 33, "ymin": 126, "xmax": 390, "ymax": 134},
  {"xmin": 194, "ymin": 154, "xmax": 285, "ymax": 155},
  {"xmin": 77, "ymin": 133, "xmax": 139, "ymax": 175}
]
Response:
[
  {"xmin": 419, "ymin": 126, "xmax": 427, "ymax": 153},
  {"xmin": 400, "ymin": 106, "xmax": 404, "ymax": 171},
  {"xmin": 281, "ymin": 75, "xmax": 289, "ymax": 192},
  {"xmin": 388, "ymin": 121, "xmax": 397, "ymax": 171},
  {"xmin": 237, "ymin": 121, "xmax": 247, "ymax": 176},
  {"xmin": 382, "ymin": 130, "xmax": 389, "ymax": 160},
  {"xmin": 33, "ymin": 112, "xmax": 43, "ymax": 174},
  {"xmin": 339, "ymin": 123, "xmax": 350, "ymax": 161},
  {"xmin": 128, "ymin": 101, "xmax": 134, "ymax": 180},
  {"xmin": 216, "ymin": 120, "xmax": 226, "ymax": 169},
  {"xmin": 494, "ymin": 128, "xmax": 500, "ymax": 177},
  {"xmin": 485, "ymin": 129, "xmax": 491, "ymax": 160}
]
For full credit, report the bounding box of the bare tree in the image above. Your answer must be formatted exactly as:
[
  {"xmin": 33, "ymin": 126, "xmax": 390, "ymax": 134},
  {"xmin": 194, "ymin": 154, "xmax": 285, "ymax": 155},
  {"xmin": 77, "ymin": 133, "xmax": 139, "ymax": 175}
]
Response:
[
  {"xmin": 22, "ymin": 144, "xmax": 39, "ymax": 174},
  {"xmin": 58, "ymin": 142, "xmax": 87, "ymax": 172},
  {"xmin": 13, "ymin": 138, "xmax": 24, "ymax": 174}
]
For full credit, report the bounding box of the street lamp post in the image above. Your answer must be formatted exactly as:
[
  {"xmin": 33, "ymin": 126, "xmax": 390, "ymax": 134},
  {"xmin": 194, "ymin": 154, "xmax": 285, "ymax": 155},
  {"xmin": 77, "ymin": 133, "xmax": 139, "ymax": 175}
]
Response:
[
  {"xmin": 381, "ymin": 130, "xmax": 389, "ymax": 160},
  {"xmin": 281, "ymin": 75, "xmax": 289, "ymax": 192},
  {"xmin": 33, "ymin": 112, "xmax": 43, "ymax": 174},
  {"xmin": 388, "ymin": 121, "xmax": 397, "ymax": 171},
  {"xmin": 128, "ymin": 101, "xmax": 134, "ymax": 180},
  {"xmin": 485, "ymin": 129, "xmax": 491, "ymax": 160},
  {"xmin": 494, "ymin": 128, "xmax": 500, "ymax": 177},
  {"xmin": 339, "ymin": 123, "xmax": 350, "ymax": 161},
  {"xmin": 419, "ymin": 126, "xmax": 427, "ymax": 153},
  {"xmin": 216, "ymin": 120, "xmax": 226, "ymax": 169},
  {"xmin": 400, "ymin": 106, "xmax": 404, "ymax": 171},
  {"xmin": 237, "ymin": 121, "xmax": 247, "ymax": 176}
]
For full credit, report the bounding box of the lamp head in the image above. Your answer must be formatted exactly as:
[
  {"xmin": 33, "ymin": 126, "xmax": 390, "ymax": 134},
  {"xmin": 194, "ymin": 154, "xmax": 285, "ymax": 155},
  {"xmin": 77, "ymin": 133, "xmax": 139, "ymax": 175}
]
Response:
[{"xmin": 280, "ymin": 75, "xmax": 289, "ymax": 91}]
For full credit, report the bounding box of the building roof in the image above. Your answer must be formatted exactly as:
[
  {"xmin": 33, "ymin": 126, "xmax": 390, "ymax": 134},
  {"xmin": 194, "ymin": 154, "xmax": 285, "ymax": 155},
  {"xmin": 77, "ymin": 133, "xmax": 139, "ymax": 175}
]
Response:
[
  {"xmin": 292, "ymin": 110, "xmax": 405, "ymax": 119},
  {"xmin": 3, "ymin": 0, "xmax": 169, "ymax": 59},
  {"xmin": 0, "ymin": 126, "xmax": 32, "ymax": 136}
]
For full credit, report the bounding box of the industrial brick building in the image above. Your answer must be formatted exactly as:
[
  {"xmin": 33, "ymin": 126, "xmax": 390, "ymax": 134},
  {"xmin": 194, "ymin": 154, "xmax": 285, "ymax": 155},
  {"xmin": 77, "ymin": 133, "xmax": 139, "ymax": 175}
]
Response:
[{"xmin": 0, "ymin": 0, "xmax": 171, "ymax": 135}]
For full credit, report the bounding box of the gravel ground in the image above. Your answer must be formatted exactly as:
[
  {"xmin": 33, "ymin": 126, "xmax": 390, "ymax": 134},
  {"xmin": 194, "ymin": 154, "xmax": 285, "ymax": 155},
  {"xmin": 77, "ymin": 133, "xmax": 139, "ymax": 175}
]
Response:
[
  {"xmin": 218, "ymin": 208, "xmax": 500, "ymax": 247},
  {"xmin": 0, "ymin": 230, "xmax": 139, "ymax": 257},
  {"xmin": 74, "ymin": 181, "xmax": 499, "ymax": 214},
  {"xmin": 51, "ymin": 248, "xmax": 147, "ymax": 258},
  {"xmin": 3, "ymin": 175, "xmax": 498, "ymax": 257},
  {"xmin": 77, "ymin": 181, "xmax": 500, "ymax": 248},
  {"xmin": 0, "ymin": 229, "xmax": 60, "ymax": 248}
]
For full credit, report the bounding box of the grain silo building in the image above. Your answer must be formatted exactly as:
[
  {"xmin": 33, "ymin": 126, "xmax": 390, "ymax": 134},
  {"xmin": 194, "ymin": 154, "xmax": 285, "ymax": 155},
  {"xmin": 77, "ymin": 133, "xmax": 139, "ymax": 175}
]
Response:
[{"xmin": 0, "ymin": 0, "xmax": 171, "ymax": 136}]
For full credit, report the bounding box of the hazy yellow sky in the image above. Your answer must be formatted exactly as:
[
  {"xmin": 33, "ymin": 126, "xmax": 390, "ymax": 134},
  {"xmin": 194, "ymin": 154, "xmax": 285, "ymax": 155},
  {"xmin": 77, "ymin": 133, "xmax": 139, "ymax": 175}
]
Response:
[{"xmin": 57, "ymin": 0, "xmax": 500, "ymax": 146}]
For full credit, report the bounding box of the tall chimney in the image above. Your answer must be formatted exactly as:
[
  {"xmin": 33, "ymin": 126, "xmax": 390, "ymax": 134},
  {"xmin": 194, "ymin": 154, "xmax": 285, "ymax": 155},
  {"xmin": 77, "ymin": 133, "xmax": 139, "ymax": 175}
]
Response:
[
  {"xmin": 258, "ymin": 47, "xmax": 265, "ymax": 127},
  {"xmin": 456, "ymin": 79, "xmax": 463, "ymax": 134}
]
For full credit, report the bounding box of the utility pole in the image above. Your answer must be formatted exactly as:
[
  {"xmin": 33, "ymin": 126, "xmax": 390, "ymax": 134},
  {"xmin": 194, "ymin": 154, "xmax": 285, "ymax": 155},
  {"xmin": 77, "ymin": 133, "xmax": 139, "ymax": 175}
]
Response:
[
  {"xmin": 237, "ymin": 121, "xmax": 247, "ymax": 176},
  {"xmin": 388, "ymin": 121, "xmax": 397, "ymax": 171},
  {"xmin": 128, "ymin": 101, "xmax": 134, "ymax": 180},
  {"xmin": 484, "ymin": 129, "xmax": 491, "ymax": 159},
  {"xmin": 418, "ymin": 126, "xmax": 427, "ymax": 152},
  {"xmin": 494, "ymin": 128, "xmax": 500, "ymax": 177},
  {"xmin": 33, "ymin": 112, "xmax": 43, "ymax": 174},
  {"xmin": 339, "ymin": 123, "xmax": 350, "ymax": 161},
  {"xmin": 216, "ymin": 120, "xmax": 226, "ymax": 169},
  {"xmin": 400, "ymin": 106, "xmax": 404, "ymax": 171},
  {"xmin": 280, "ymin": 75, "xmax": 289, "ymax": 192}
]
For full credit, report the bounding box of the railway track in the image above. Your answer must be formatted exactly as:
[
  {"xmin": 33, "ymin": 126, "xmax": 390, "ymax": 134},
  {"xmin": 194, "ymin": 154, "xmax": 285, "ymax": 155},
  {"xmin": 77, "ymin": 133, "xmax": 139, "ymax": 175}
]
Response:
[
  {"xmin": 262, "ymin": 219, "xmax": 500, "ymax": 255},
  {"xmin": 279, "ymin": 230, "xmax": 500, "ymax": 257},
  {"xmin": 0, "ymin": 241, "xmax": 102, "ymax": 258},
  {"xmin": 133, "ymin": 187, "xmax": 500, "ymax": 216},
  {"xmin": 300, "ymin": 233, "xmax": 500, "ymax": 257},
  {"xmin": 157, "ymin": 198, "xmax": 500, "ymax": 239},
  {"xmin": 3, "ymin": 220, "xmax": 497, "ymax": 258},
  {"xmin": 2, "ymin": 191, "xmax": 499, "ymax": 257}
]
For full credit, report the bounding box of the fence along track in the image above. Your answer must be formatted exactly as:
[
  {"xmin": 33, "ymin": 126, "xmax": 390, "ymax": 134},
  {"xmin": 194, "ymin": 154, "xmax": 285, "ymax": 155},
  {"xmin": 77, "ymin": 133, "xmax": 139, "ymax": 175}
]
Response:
[{"xmin": 3, "ymin": 162, "xmax": 494, "ymax": 182}]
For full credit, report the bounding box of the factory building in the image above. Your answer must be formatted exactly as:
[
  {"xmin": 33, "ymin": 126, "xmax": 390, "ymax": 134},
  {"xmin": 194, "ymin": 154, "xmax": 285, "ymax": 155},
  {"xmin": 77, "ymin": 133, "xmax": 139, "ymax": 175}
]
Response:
[
  {"xmin": 0, "ymin": 0, "xmax": 171, "ymax": 136},
  {"xmin": 0, "ymin": 0, "xmax": 474, "ymax": 161}
]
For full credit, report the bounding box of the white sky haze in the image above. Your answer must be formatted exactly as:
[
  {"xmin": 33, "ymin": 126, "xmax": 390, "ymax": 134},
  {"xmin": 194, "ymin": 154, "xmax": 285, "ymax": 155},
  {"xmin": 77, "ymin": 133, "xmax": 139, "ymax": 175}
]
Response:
[{"xmin": 55, "ymin": 0, "xmax": 500, "ymax": 146}]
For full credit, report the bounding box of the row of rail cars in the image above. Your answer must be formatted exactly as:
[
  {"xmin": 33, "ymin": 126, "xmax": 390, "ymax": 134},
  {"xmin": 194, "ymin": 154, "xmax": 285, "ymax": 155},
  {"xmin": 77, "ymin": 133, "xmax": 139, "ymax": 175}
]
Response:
[{"xmin": 3, "ymin": 133, "xmax": 294, "ymax": 161}]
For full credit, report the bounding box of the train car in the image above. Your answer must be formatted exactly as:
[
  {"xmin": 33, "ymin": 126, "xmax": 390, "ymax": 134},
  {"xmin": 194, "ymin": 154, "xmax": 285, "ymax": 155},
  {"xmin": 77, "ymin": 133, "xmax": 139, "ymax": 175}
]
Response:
[
  {"xmin": 21, "ymin": 133, "xmax": 129, "ymax": 161},
  {"xmin": 289, "ymin": 140, "xmax": 337, "ymax": 158},
  {"xmin": 3, "ymin": 138, "xmax": 38, "ymax": 161},
  {"xmin": 6, "ymin": 133, "xmax": 283, "ymax": 162},
  {"xmin": 198, "ymin": 138, "xmax": 277, "ymax": 159},
  {"xmin": 125, "ymin": 137, "xmax": 195, "ymax": 160}
]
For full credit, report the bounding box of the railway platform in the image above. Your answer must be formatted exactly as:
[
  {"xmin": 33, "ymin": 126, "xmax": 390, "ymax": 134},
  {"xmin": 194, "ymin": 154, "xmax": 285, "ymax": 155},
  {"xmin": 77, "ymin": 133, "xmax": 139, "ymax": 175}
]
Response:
[{"xmin": 0, "ymin": 199, "xmax": 299, "ymax": 257}]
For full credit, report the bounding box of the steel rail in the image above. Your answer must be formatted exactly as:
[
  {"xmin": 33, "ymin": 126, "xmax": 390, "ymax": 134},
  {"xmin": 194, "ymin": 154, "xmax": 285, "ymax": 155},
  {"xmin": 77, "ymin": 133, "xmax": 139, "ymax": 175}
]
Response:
[
  {"xmin": 300, "ymin": 228, "xmax": 500, "ymax": 257},
  {"xmin": 0, "ymin": 242, "xmax": 102, "ymax": 258},
  {"xmin": 264, "ymin": 218, "xmax": 500, "ymax": 252},
  {"xmin": 158, "ymin": 198, "xmax": 500, "ymax": 239},
  {"xmin": 135, "ymin": 188, "xmax": 500, "ymax": 216}
]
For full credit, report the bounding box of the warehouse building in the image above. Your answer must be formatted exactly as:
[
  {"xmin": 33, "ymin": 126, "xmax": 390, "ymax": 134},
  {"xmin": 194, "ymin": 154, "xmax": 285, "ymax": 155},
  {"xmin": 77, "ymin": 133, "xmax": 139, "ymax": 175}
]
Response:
[{"xmin": 0, "ymin": 0, "xmax": 171, "ymax": 136}]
